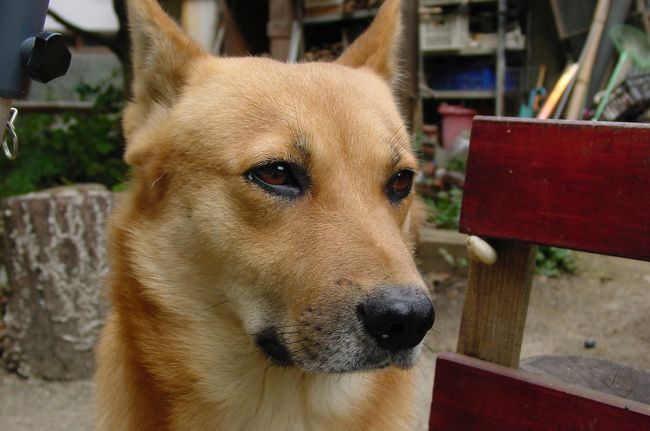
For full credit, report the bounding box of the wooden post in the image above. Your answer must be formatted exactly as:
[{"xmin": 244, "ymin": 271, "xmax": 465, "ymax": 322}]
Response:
[
  {"xmin": 217, "ymin": 0, "xmax": 250, "ymax": 56},
  {"xmin": 456, "ymin": 240, "xmax": 537, "ymax": 368},
  {"xmin": 400, "ymin": 0, "xmax": 420, "ymax": 130},
  {"xmin": 1, "ymin": 185, "xmax": 112, "ymax": 380},
  {"xmin": 269, "ymin": 0, "xmax": 296, "ymax": 61}
]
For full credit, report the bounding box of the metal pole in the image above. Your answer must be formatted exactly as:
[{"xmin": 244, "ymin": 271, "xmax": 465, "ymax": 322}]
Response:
[{"xmin": 495, "ymin": 0, "xmax": 506, "ymax": 117}]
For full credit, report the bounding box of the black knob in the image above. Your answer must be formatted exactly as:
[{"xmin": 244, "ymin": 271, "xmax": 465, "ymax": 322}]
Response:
[{"xmin": 20, "ymin": 32, "xmax": 71, "ymax": 84}]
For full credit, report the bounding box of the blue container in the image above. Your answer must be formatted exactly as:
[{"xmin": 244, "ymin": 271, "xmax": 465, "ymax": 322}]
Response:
[{"xmin": 430, "ymin": 62, "xmax": 520, "ymax": 92}]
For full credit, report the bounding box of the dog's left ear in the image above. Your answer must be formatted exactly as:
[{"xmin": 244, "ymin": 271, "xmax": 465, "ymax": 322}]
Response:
[
  {"xmin": 122, "ymin": 0, "xmax": 208, "ymax": 166},
  {"xmin": 336, "ymin": 0, "xmax": 402, "ymax": 85}
]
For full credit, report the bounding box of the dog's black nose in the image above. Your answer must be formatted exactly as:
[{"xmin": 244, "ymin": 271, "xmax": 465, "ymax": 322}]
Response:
[{"xmin": 357, "ymin": 286, "xmax": 434, "ymax": 352}]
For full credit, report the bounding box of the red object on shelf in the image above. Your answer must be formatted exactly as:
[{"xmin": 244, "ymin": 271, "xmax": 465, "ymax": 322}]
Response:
[{"xmin": 438, "ymin": 103, "xmax": 476, "ymax": 149}]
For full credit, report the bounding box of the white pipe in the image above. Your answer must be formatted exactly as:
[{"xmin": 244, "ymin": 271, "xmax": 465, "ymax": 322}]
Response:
[{"xmin": 181, "ymin": 0, "xmax": 219, "ymax": 50}]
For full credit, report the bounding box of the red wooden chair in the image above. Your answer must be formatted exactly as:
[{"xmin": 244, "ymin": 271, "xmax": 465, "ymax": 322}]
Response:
[{"xmin": 428, "ymin": 117, "xmax": 650, "ymax": 430}]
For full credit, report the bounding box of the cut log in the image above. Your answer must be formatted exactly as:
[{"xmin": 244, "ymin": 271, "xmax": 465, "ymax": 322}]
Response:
[{"xmin": 1, "ymin": 185, "xmax": 112, "ymax": 380}]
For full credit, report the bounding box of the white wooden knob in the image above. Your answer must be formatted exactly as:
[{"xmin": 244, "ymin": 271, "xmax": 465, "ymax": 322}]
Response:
[{"xmin": 466, "ymin": 236, "xmax": 498, "ymax": 265}]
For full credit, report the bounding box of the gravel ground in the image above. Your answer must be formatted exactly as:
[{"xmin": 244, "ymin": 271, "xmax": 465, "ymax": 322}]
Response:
[
  {"xmin": 0, "ymin": 371, "xmax": 94, "ymax": 430},
  {"xmin": 2, "ymin": 252, "xmax": 650, "ymax": 430}
]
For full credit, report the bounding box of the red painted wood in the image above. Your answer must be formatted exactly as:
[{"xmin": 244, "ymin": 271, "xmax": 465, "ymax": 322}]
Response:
[
  {"xmin": 429, "ymin": 353, "xmax": 650, "ymax": 431},
  {"xmin": 459, "ymin": 117, "xmax": 650, "ymax": 262}
]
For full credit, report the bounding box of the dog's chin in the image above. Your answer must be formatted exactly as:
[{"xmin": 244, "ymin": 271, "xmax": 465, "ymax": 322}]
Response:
[
  {"xmin": 255, "ymin": 329, "xmax": 423, "ymax": 373},
  {"xmin": 298, "ymin": 345, "xmax": 422, "ymax": 373}
]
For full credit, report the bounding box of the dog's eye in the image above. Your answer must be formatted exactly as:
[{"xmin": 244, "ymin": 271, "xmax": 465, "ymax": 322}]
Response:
[
  {"xmin": 246, "ymin": 162, "xmax": 308, "ymax": 199},
  {"xmin": 387, "ymin": 170, "xmax": 414, "ymax": 203},
  {"xmin": 255, "ymin": 164, "xmax": 291, "ymax": 186}
]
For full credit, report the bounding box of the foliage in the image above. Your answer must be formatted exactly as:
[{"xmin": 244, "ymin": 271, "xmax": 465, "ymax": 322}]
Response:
[
  {"xmin": 535, "ymin": 246, "xmax": 579, "ymax": 277},
  {"xmin": 0, "ymin": 82, "xmax": 128, "ymax": 199},
  {"xmin": 438, "ymin": 247, "xmax": 468, "ymax": 270},
  {"xmin": 446, "ymin": 153, "xmax": 467, "ymax": 173},
  {"xmin": 425, "ymin": 188, "xmax": 463, "ymax": 230}
]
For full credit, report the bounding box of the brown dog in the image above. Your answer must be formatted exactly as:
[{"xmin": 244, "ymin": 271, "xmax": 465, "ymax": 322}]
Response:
[{"xmin": 95, "ymin": 0, "xmax": 434, "ymax": 429}]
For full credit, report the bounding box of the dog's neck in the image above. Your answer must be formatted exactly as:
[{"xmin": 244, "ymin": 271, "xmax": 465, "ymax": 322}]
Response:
[{"xmin": 175, "ymin": 359, "xmax": 375, "ymax": 430}]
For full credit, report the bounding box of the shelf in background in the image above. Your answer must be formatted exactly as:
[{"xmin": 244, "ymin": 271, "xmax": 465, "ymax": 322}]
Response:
[
  {"xmin": 421, "ymin": 0, "xmax": 496, "ymax": 6},
  {"xmin": 421, "ymin": 87, "xmax": 497, "ymax": 100},
  {"xmin": 423, "ymin": 46, "xmax": 525, "ymax": 56},
  {"xmin": 303, "ymin": 9, "xmax": 378, "ymax": 25}
]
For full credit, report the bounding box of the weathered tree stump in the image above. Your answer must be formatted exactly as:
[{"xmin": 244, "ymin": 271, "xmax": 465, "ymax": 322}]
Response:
[
  {"xmin": 0, "ymin": 216, "xmax": 7, "ymax": 355},
  {"xmin": 1, "ymin": 185, "xmax": 112, "ymax": 380}
]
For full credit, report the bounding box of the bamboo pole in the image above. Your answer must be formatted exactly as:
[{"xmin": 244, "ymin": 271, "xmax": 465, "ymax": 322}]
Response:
[
  {"xmin": 495, "ymin": 0, "xmax": 507, "ymax": 116},
  {"xmin": 565, "ymin": 0, "xmax": 611, "ymax": 120}
]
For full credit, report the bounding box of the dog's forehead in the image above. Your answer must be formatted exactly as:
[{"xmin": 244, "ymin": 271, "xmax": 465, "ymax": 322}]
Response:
[
  {"xmin": 173, "ymin": 57, "xmax": 413, "ymax": 170},
  {"xmin": 187, "ymin": 57, "xmax": 399, "ymax": 120}
]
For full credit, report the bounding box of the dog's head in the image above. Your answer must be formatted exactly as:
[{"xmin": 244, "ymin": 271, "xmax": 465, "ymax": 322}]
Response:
[{"xmin": 123, "ymin": 0, "xmax": 433, "ymax": 373}]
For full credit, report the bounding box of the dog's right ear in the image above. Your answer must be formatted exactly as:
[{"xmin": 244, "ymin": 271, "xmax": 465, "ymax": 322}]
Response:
[
  {"xmin": 123, "ymin": 0, "xmax": 206, "ymax": 166},
  {"xmin": 336, "ymin": 0, "xmax": 402, "ymax": 86}
]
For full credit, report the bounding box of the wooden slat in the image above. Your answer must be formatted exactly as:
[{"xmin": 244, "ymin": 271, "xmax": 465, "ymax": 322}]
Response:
[
  {"xmin": 456, "ymin": 240, "xmax": 536, "ymax": 368},
  {"xmin": 430, "ymin": 353, "xmax": 650, "ymax": 431},
  {"xmin": 269, "ymin": 0, "xmax": 296, "ymax": 61},
  {"xmin": 460, "ymin": 117, "xmax": 650, "ymax": 262}
]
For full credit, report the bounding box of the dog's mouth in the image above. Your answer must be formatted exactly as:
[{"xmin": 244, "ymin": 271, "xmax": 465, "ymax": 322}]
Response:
[
  {"xmin": 252, "ymin": 286, "xmax": 434, "ymax": 372},
  {"xmin": 253, "ymin": 324, "xmax": 428, "ymax": 373},
  {"xmin": 255, "ymin": 329, "xmax": 294, "ymax": 367}
]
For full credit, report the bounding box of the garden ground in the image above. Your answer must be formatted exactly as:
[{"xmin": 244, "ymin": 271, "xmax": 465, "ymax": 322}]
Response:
[{"xmin": 1, "ymin": 252, "xmax": 650, "ymax": 430}]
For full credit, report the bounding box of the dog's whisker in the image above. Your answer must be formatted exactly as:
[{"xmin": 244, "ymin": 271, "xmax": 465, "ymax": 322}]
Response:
[
  {"xmin": 290, "ymin": 347, "xmax": 308, "ymax": 359},
  {"xmin": 275, "ymin": 323, "xmax": 310, "ymax": 330},
  {"xmin": 283, "ymin": 339, "xmax": 309, "ymax": 346},
  {"xmin": 423, "ymin": 340, "xmax": 437, "ymax": 354},
  {"xmin": 239, "ymin": 348, "xmax": 263, "ymax": 359},
  {"xmin": 206, "ymin": 300, "xmax": 230, "ymax": 310},
  {"xmin": 275, "ymin": 332, "xmax": 303, "ymax": 337}
]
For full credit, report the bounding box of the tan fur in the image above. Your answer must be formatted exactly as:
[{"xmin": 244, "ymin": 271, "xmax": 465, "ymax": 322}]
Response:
[{"xmin": 96, "ymin": 0, "xmax": 430, "ymax": 429}]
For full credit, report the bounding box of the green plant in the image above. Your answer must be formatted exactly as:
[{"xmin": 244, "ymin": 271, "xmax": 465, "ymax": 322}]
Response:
[
  {"xmin": 0, "ymin": 81, "xmax": 128, "ymax": 199},
  {"xmin": 446, "ymin": 153, "xmax": 467, "ymax": 173},
  {"xmin": 425, "ymin": 188, "xmax": 463, "ymax": 230},
  {"xmin": 438, "ymin": 247, "xmax": 468, "ymax": 270},
  {"xmin": 536, "ymin": 246, "xmax": 579, "ymax": 277}
]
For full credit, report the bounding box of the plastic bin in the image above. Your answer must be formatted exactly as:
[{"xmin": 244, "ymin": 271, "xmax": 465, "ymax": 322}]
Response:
[
  {"xmin": 304, "ymin": 0, "xmax": 344, "ymax": 9},
  {"xmin": 420, "ymin": 13, "xmax": 469, "ymax": 52},
  {"xmin": 428, "ymin": 61, "xmax": 494, "ymax": 91},
  {"xmin": 428, "ymin": 61, "xmax": 521, "ymax": 92},
  {"xmin": 438, "ymin": 104, "xmax": 476, "ymax": 149}
]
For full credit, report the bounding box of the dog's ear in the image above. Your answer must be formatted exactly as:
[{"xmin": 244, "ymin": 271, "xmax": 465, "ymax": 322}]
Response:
[
  {"xmin": 336, "ymin": 0, "xmax": 402, "ymax": 85},
  {"xmin": 123, "ymin": 0, "xmax": 206, "ymax": 165}
]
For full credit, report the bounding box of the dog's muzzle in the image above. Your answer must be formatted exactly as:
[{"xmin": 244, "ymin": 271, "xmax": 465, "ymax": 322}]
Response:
[{"xmin": 357, "ymin": 285, "xmax": 434, "ymax": 353}]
